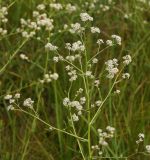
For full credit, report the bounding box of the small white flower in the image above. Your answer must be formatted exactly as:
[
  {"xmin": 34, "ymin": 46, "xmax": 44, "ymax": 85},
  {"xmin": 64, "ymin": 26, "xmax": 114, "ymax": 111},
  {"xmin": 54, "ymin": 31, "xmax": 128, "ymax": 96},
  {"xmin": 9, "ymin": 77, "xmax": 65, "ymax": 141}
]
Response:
[
  {"xmin": 45, "ymin": 43, "xmax": 58, "ymax": 51},
  {"xmin": 114, "ymin": 90, "xmax": 120, "ymax": 94},
  {"xmin": 80, "ymin": 97, "xmax": 86, "ymax": 104},
  {"xmin": 146, "ymin": 145, "xmax": 150, "ymax": 153},
  {"xmin": 91, "ymin": 145, "xmax": 99, "ymax": 150},
  {"xmin": 72, "ymin": 41, "xmax": 85, "ymax": 52},
  {"xmin": 7, "ymin": 105, "xmax": 14, "ymax": 111},
  {"xmin": 37, "ymin": 4, "xmax": 45, "ymax": 10},
  {"xmin": 138, "ymin": 133, "xmax": 145, "ymax": 139},
  {"xmin": 53, "ymin": 56, "xmax": 59, "ymax": 62},
  {"xmin": 122, "ymin": 55, "xmax": 132, "ymax": 65},
  {"xmin": 111, "ymin": 35, "xmax": 121, "ymax": 45},
  {"xmin": 14, "ymin": 93, "xmax": 21, "ymax": 99},
  {"xmin": 122, "ymin": 73, "xmax": 130, "ymax": 79},
  {"xmin": 100, "ymin": 4, "xmax": 110, "ymax": 12},
  {"xmin": 97, "ymin": 129, "xmax": 102, "ymax": 133},
  {"xmin": 50, "ymin": 3, "xmax": 63, "ymax": 10},
  {"xmin": 105, "ymin": 59, "xmax": 119, "ymax": 79},
  {"xmin": 85, "ymin": 71, "xmax": 92, "ymax": 76},
  {"xmin": 80, "ymin": 13, "xmax": 93, "ymax": 22},
  {"xmin": 106, "ymin": 126, "xmax": 115, "ymax": 133},
  {"xmin": 97, "ymin": 39, "xmax": 104, "ymax": 45},
  {"xmin": 106, "ymin": 40, "xmax": 113, "ymax": 46},
  {"xmin": 63, "ymin": 98, "xmax": 70, "ymax": 106},
  {"xmin": 94, "ymin": 80, "xmax": 100, "ymax": 87},
  {"xmin": 92, "ymin": 58, "xmax": 98, "ymax": 64},
  {"xmin": 33, "ymin": 11, "xmax": 39, "ymax": 17},
  {"xmin": 66, "ymin": 4, "xmax": 77, "ymax": 13},
  {"xmin": 20, "ymin": 54, "xmax": 29, "ymax": 61},
  {"xmin": 9, "ymin": 99, "xmax": 15, "ymax": 104},
  {"xmin": 50, "ymin": 73, "xmax": 59, "ymax": 80},
  {"xmin": 136, "ymin": 133, "xmax": 145, "ymax": 144},
  {"xmin": 69, "ymin": 23, "xmax": 84, "ymax": 34},
  {"xmin": 99, "ymin": 140, "xmax": 108, "ymax": 146},
  {"xmin": 72, "ymin": 113, "xmax": 79, "ymax": 121},
  {"xmin": 70, "ymin": 101, "xmax": 82, "ymax": 110},
  {"xmin": 4, "ymin": 94, "xmax": 12, "ymax": 100},
  {"xmin": 98, "ymin": 151, "xmax": 103, "ymax": 155},
  {"xmin": 23, "ymin": 98, "xmax": 34, "ymax": 109},
  {"xmin": 66, "ymin": 41, "xmax": 85, "ymax": 52},
  {"xmin": 95, "ymin": 100, "xmax": 102, "ymax": 107},
  {"xmin": 77, "ymin": 111, "xmax": 82, "ymax": 115},
  {"xmin": 91, "ymin": 27, "xmax": 100, "ymax": 33},
  {"xmin": 66, "ymin": 55, "xmax": 75, "ymax": 62}
]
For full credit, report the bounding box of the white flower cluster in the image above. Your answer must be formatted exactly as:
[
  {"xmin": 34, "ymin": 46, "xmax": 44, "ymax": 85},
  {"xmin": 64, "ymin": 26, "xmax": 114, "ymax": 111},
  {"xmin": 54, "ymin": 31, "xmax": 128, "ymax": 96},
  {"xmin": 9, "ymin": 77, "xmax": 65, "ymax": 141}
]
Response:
[
  {"xmin": 69, "ymin": 23, "xmax": 85, "ymax": 34},
  {"xmin": 0, "ymin": 6, "xmax": 8, "ymax": 22},
  {"xmin": 0, "ymin": 6, "xmax": 8, "ymax": 36},
  {"xmin": 63, "ymin": 96, "xmax": 86, "ymax": 121},
  {"xmin": 106, "ymin": 40, "xmax": 113, "ymax": 46},
  {"xmin": 136, "ymin": 133, "xmax": 144, "ymax": 144},
  {"xmin": 92, "ymin": 126, "xmax": 115, "ymax": 155},
  {"xmin": 105, "ymin": 55, "xmax": 132, "ymax": 79},
  {"xmin": 23, "ymin": 98, "xmax": 34, "ymax": 109},
  {"xmin": 66, "ymin": 65, "xmax": 77, "ymax": 82},
  {"xmin": 105, "ymin": 58, "xmax": 119, "ymax": 79},
  {"xmin": 45, "ymin": 43, "xmax": 58, "ymax": 51},
  {"xmin": 111, "ymin": 35, "xmax": 122, "ymax": 45},
  {"xmin": 94, "ymin": 80, "xmax": 100, "ymax": 87},
  {"xmin": 20, "ymin": 54, "xmax": 29, "ymax": 61},
  {"xmin": 75, "ymin": 88, "xmax": 84, "ymax": 97},
  {"xmin": 136, "ymin": 133, "xmax": 150, "ymax": 153},
  {"xmin": 97, "ymin": 39, "xmax": 104, "ymax": 45},
  {"xmin": 49, "ymin": 2, "xmax": 77, "ymax": 13},
  {"xmin": 100, "ymin": 4, "xmax": 110, "ymax": 12},
  {"xmin": 97, "ymin": 35, "xmax": 121, "ymax": 46},
  {"xmin": 92, "ymin": 58, "xmax": 98, "ymax": 64},
  {"xmin": 114, "ymin": 89, "xmax": 120, "ymax": 94},
  {"xmin": 85, "ymin": 71, "xmax": 94, "ymax": 79},
  {"xmin": 124, "ymin": 13, "xmax": 132, "ymax": 19},
  {"xmin": 83, "ymin": 0, "xmax": 114, "ymax": 13},
  {"xmin": 80, "ymin": 12, "xmax": 93, "ymax": 22},
  {"xmin": 97, "ymin": 36, "xmax": 121, "ymax": 46},
  {"xmin": 4, "ymin": 93, "xmax": 34, "ymax": 110},
  {"xmin": 66, "ymin": 54, "xmax": 81, "ymax": 62},
  {"xmin": 91, "ymin": 27, "xmax": 100, "ymax": 33},
  {"xmin": 4, "ymin": 93, "xmax": 21, "ymax": 111},
  {"xmin": 49, "ymin": 3, "xmax": 63, "ymax": 10},
  {"xmin": 53, "ymin": 55, "xmax": 64, "ymax": 63},
  {"xmin": 65, "ymin": 41, "xmax": 85, "ymax": 52},
  {"xmin": 40, "ymin": 72, "xmax": 59, "ymax": 83},
  {"xmin": 37, "ymin": 4, "xmax": 45, "ymax": 10},
  {"xmin": 91, "ymin": 100, "xmax": 102, "ymax": 108},
  {"xmin": 122, "ymin": 55, "xmax": 132, "ymax": 65},
  {"xmin": 65, "ymin": 4, "xmax": 77, "ymax": 13},
  {"xmin": 122, "ymin": 73, "xmax": 130, "ymax": 79},
  {"xmin": 17, "ymin": 7, "xmax": 54, "ymax": 38},
  {"xmin": 0, "ymin": 28, "xmax": 7, "ymax": 36},
  {"xmin": 146, "ymin": 145, "xmax": 150, "ymax": 153}
]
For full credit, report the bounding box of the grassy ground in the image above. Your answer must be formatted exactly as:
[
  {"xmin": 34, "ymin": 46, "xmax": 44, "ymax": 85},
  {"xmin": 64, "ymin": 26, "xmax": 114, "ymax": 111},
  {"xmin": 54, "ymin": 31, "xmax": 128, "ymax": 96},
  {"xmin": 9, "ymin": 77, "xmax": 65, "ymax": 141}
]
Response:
[{"xmin": 0, "ymin": 0, "xmax": 150, "ymax": 159}]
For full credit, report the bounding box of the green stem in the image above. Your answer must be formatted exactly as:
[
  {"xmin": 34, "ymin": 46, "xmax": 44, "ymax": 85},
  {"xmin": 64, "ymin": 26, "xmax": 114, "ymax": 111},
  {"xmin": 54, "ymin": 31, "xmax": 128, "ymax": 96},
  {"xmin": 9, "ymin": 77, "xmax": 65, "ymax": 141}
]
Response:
[{"xmin": 14, "ymin": 108, "xmax": 87, "ymax": 142}]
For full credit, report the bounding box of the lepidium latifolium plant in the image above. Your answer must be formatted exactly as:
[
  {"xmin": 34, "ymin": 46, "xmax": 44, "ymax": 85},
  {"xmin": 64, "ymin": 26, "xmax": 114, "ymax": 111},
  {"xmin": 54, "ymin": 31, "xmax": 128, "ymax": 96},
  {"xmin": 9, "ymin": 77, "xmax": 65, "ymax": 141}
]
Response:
[{"xmin": 1, "ymin": 1, "xmax": 150, "ymax": 160}]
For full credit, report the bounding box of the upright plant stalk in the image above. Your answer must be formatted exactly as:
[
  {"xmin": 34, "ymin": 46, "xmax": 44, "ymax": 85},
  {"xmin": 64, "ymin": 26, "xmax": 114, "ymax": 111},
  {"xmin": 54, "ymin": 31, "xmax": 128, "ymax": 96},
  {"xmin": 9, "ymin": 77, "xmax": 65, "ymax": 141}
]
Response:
[
  {"xmin": 69, "ymin": 111, "xmax": 86, "ymax": 160},
  {"xmin": 53, "ymin": 65, "xmax": 63, "ymax": 158},
  {"xmin": 80, "ymin": 53, "xmax": 92, "ymax": 159}
]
